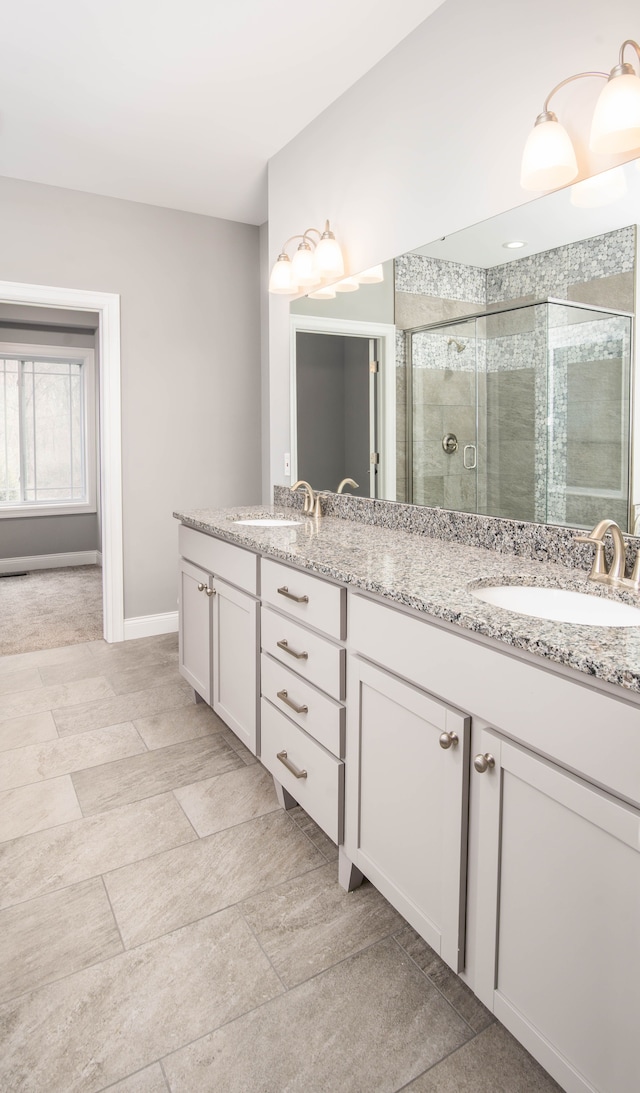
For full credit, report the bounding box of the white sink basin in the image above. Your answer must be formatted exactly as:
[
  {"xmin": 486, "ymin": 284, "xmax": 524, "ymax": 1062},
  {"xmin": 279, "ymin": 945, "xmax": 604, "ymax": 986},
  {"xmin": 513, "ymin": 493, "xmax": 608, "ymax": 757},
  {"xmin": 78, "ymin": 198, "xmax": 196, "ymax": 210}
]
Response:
[
  {"xmin": 471, "ymin": 584, "xmax": 640, "ymax": 627},
  {"xmin": 234, "ymin": 518, "xmax": 303, "ymax": 527}
]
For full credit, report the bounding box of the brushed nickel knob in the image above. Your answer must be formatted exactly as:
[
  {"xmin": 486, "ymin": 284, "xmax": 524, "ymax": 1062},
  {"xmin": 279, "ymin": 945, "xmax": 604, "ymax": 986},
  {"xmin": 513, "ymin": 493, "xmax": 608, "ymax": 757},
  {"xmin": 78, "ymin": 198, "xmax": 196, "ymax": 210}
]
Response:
[
  {"xmin": 197, "ymin": 583, "xmax": 206, "ymax": 592},
  {"xmin": 474, "ymin": 753, "xmax": 496, "ymax": 774},
  {"xmin": 439, "ymin": 731, "xmax": 459, "ymax": 749},
  {"xmin": 205, "ymin": 587, "xmax": 216, "ymax": 597}
]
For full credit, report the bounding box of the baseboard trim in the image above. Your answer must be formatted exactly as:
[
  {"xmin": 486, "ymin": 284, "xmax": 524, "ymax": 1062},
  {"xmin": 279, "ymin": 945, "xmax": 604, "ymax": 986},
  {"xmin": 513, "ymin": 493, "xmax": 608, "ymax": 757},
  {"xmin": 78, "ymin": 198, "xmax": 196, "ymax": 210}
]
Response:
[
  {"xmin": 0, "ymin": 550, "xmax": 101, "ymax": 575},
  {"xmin": 124, "ymin": 611, "xmax": 179, "ymax": 640}
]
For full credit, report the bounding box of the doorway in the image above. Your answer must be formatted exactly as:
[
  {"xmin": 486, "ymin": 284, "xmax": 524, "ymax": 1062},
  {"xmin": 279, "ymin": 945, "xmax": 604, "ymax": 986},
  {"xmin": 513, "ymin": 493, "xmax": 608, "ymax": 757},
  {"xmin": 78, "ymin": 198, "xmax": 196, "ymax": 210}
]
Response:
[
  {"xmin": 290, "ymin": 314, "xmax": 397, "ymax": 499},
  {"xmin": 0, "ymin": 280, "xmax": 123, "ymax": 643}
]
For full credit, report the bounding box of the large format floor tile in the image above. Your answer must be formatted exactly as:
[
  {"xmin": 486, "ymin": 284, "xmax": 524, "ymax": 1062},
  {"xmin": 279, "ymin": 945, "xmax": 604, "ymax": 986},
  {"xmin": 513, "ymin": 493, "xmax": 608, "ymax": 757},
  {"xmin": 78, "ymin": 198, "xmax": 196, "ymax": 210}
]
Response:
[
  {"xmin": 98, "ymin": 1064, "xmax": 169, "ymax": 1093},
  {"xmin": 0, "ymin": 775, "xmax": 82, "ymax": 841},
  {"xmin": 0, "ymin": 793, "xmax": 196, "ymax": 909},
  {"xmin": 404, "ymin": 1022, "xmax": 563, "ymax": 1092},
  {"xmin": 240, "ymin": 862, "xmax": 404, "ymax": 988},
  {"xmin": 0, "ymin": 667, "xmax": 42, "ymax": 697},
  {"xmin": 0, "ymin": 723, "xmax": 146, "ymax": 792},
  {"xmin": 53, "ymin": 681, "xmax": 193, "ymax": 736},
  {"xmin": 174, "ymin": 762, "xmax": 280, "ymax": 836},
  {"xmin": 0, "ymin": 710, "xmax": 58, "ymax": 752},
  {"xmin": 0, "ymin": 877, "xmax": 123, "ymax": 1003},
  {"xmin": 0, "ymin": 642, "xmax": 95, "ymax": 676},
  {"xmin": 0, "ymin": 909, "xmax": 283, "ymax": 1093},
  {"xmin": 72, "ymin": 734, "xmax": 244, "ymax": 815},
  {"xmin": 394, "ymin": 923, "xmax": 493, "ymax": 1034},
  {"xmin": 104, "ymin": 810, "xmax": 324, "ymax": 947},
  {"xmin": 133, "ymin": 703, "xmax": 224, "ymax": 750},
  {"xmin": 0, "ymin": 675, "xmax": 115, "ymax": 723},
  {"xmin": 162, "ymin": 937, "xmax": 472, "ymax": 1093}
]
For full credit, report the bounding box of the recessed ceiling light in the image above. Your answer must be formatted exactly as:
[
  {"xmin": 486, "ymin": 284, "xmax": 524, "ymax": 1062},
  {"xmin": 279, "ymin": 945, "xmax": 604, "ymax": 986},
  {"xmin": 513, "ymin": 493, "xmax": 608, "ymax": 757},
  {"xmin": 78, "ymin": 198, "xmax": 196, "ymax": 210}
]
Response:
[{"xmin": 502, "ymin": 240, "xmax": 527, "ymax": 249}]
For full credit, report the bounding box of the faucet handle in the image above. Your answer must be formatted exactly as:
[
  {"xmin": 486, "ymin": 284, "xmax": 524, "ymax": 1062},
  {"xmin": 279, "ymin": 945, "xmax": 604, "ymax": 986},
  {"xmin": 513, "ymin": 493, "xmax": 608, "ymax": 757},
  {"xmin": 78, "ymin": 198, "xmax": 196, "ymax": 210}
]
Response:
[{"xmin": 574, "ymin": 531, "xmax": 608, "ymax": 580}]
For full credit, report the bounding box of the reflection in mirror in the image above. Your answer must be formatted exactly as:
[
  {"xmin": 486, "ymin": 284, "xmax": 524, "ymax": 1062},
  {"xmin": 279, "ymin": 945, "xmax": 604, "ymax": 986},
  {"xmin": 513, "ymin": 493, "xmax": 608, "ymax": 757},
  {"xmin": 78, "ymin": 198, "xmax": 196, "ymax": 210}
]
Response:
[{"xmin": 292, "ymin": 160, "xmax": 639, "ymax": 532}]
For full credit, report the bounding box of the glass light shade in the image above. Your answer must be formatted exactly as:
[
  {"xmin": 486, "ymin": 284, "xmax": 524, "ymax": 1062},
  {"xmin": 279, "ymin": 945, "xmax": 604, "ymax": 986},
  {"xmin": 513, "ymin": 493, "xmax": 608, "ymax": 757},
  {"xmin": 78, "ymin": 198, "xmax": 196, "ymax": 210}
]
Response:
[
  {"xmin": 520, "ymin": 117, "xmax": 579, "ymax": 190},
  {"xmin": 314, "ymin": 232, "xmax": 345, "ymax": 278},
  {"xmin": 308, "ymin": 285, "xmax": 336, "ymax": 299},
  {"xmin": 268, "ymin": 254, "xmax": 298, "ymax": 295},
  {"xmin": 291, "ymin": 243, "xmax": 320, "ymax": 288},
  {"xmin": 570, "ymin": 166, "xmax": 627, "ymax": 207},
  {"xmin": 355, "ymin": 265, "xmax": 384, "ymax": 284},
  {"xmin": 334, "ymin": 277, "xmax": 359, "ymax": 293},
  {"xmin": 590, "ymin": 72, "xmax": 640, "ymax": 154}
]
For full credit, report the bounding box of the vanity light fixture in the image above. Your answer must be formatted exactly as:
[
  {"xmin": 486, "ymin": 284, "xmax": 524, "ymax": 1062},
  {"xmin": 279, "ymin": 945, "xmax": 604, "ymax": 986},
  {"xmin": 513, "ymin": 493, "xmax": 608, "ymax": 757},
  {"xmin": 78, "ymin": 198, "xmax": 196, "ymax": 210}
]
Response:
[
  {"xmin": 570, "ymin": 163, "xmax": 628, "ymax": 207},
  {"xmin": 520, "ymin": 38, "xmax": 640, "ymax": 191},
  {"xmin": 307, "ymin": 285, "xmax": 337, "ymax": 300},
  {"xmin": 334, "ymin": 276, "xmax": 359, "ymax": 293},
  {"xmin": 355, "ymin": 265, "xmax": 384, "ymax": 284},
  {"xmin": 268, "ymin": 220, "xmax": 345, "ymax": 295}
]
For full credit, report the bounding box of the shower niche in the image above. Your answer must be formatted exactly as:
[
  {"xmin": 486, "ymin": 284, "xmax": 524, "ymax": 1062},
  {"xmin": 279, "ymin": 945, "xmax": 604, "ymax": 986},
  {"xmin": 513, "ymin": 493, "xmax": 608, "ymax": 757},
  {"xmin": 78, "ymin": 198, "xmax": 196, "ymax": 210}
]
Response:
[{"xmin": 404, "ymin": 298, "xmax": 633, "ymax": 531}]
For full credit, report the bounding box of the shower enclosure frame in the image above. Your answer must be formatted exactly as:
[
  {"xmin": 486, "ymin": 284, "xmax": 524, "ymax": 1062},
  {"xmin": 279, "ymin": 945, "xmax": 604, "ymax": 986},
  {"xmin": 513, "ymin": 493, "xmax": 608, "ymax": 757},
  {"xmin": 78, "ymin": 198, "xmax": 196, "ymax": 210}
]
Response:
[{"xmin": 404, "ymin": 296, "xmax": 635, "ymax": 529}]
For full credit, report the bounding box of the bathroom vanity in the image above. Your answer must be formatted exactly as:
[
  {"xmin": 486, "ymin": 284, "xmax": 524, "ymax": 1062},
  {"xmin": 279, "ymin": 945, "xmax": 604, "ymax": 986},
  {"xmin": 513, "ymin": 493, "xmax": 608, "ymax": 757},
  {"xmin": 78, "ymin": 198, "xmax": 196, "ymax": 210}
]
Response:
[{"xmin": 175, "ymin": 503, "xmax": 640, "ymax": 1093}]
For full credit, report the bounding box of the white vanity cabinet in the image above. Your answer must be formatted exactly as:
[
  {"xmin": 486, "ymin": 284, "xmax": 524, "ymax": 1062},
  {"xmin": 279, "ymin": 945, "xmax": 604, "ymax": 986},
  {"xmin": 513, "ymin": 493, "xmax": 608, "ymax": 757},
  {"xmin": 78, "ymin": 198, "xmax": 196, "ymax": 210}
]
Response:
[
  {"xmin": 178, "ymin": 525, "xmax": 259, "ymax": 754},
  {"xmin": 259, "ymin": 558, "xmax": 347, "ymax": 844},
  {"xmin": 348, "ymin": 589, "xmax": 640, "ymax": 1093},
  {"xmin": 470, "ymin": 724, "xmax": 640, "ymax": 1093}
]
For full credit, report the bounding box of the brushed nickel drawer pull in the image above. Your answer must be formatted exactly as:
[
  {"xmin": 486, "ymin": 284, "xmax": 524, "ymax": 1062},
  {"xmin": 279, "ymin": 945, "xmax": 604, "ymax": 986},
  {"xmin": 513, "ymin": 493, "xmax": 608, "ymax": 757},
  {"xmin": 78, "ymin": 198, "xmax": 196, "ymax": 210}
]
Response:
[
  {"xmin": 277, "ymin": 585, "xmax": 309, "ymax": 604},
  {"xmin": 277, "ymin": 749, "xmax": 308, "ymax": 779},
  {"xmin": 277, "ymin": 638, "xmax": 308, "ymax": 660},
  {"xmin": 205, "ymin": 586, "xmax": 216, "ymax": 597},
  {"xmin": 277, "ymin": 688, "xmax": 308, "ymax": 714},
  {"xmin": 197, "ymin": 582, "xmax": 206, "ymax": 592}
]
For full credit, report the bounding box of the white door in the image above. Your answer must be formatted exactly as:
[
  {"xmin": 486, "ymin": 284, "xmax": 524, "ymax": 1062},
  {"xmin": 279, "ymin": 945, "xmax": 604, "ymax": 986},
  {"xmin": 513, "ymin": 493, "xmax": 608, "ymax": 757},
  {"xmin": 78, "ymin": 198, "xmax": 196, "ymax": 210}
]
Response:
[
  {"xmin": 212, "ymin": 577, "xmax": 258, "ymax": 755},
  {"xmin": 345, "ymin": 656, "xmax": 470, "ymax": 971},
  {"xmin": 178, "ymin": 558, "xmax": 212, "ymax": 704},
  {"xmin": 472, "ymin": 726, "xmax": 640, "ymax": 1093}
]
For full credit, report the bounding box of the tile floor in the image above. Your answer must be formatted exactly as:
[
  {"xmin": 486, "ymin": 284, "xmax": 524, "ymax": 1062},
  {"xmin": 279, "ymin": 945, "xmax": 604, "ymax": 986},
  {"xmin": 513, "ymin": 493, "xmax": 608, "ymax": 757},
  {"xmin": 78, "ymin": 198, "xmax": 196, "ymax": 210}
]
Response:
[{"xmin": 0, "ymin": 633, "xmax": 562, "ymax": 1092}]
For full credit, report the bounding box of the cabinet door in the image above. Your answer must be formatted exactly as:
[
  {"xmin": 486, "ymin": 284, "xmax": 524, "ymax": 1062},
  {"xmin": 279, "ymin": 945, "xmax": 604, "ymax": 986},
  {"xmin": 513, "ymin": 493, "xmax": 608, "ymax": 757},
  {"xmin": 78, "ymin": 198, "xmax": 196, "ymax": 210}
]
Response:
[
  {"xmin": 345, "ymin": 656, "xmax": 470, "ymax": 972},
  {"xmin": 178, "ymin": 558, "xmax": 212, "ymax": 704},
  {"xmin": 472, "ymin": 726, "xmax": 640, "ymax": 1093},
  {"xmin": 212, "ymin": 577, "xmax": 258, "ymax": 755}
]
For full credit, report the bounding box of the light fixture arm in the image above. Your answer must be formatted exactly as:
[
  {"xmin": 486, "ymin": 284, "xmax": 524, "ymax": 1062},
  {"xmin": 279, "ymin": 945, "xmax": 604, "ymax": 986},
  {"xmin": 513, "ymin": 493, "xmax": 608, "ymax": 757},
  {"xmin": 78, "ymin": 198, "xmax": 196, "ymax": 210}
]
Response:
[
  {"xmin": 541, "ymin": 71, "xmax": 607, "ymax": 119},
  {"xmin": 619, "ymin": 39, "xmax": 640, "ymax": 67}
]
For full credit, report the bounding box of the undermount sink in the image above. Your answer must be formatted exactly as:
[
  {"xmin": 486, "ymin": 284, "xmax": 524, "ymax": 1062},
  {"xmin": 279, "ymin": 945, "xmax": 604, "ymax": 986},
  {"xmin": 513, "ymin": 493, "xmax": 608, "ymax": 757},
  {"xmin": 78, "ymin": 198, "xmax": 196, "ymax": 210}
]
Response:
[
  {"xmin": 234, "ymin": 518, "xmax": 303, "ymax": 527},
  {"xmin": 471, "ymin": 584, "xmax": 640, "ymax": 627}
]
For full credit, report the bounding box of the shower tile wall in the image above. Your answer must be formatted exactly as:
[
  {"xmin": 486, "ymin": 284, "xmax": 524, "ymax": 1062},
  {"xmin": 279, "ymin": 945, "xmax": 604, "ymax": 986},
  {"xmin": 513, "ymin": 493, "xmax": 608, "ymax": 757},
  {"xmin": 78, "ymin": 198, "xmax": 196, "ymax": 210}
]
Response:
[
  {"xmin": 395, "ymin": 254, "xmax": 485, "ymax": 504},
  {"xmin": 397, "ymin": 226, "xmax": 635, "ymax": 521}
]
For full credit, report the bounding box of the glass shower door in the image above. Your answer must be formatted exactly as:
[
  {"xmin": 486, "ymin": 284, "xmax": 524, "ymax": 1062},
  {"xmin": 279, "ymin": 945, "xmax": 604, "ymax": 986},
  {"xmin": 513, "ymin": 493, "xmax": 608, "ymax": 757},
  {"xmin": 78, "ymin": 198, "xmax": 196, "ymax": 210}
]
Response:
[{"xmin": 407, "ymin": 318, "xmax": 478, "ymax": 511}]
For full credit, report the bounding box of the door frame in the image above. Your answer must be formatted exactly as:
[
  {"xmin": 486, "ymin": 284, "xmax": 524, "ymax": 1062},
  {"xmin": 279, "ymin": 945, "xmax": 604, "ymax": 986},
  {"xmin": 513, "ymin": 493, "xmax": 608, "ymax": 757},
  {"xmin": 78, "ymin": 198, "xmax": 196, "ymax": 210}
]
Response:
[
  {"xmin": 0, "ymin": 280, "xmax": 124, "ymax": 642},
  {"xmin": 289, "ymin": 314, "xmax": 397, "ymax": 499}
]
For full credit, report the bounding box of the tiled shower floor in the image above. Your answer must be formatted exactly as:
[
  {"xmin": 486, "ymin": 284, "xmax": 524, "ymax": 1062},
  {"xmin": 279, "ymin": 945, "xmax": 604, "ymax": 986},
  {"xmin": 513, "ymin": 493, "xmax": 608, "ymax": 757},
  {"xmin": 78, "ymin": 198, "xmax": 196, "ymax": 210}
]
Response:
[{"xmin": 0, "ymin": 634, "xmax": 561, "ymax": 1092}]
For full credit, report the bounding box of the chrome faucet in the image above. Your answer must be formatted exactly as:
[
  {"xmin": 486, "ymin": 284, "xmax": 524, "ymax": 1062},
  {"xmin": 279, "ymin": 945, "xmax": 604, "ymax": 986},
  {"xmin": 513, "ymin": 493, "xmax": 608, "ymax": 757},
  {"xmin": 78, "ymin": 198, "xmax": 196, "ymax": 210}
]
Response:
[
  {"xmin": 337, "ymin": 478, "xmax": 359, "ymax": 494},
  {"xmin": 575, "ymin": 519, "xmax": 640, "ymax": 590},
  {"xmin": 290, "ymin": 480, "xmax": 316, "ymax": 514}
]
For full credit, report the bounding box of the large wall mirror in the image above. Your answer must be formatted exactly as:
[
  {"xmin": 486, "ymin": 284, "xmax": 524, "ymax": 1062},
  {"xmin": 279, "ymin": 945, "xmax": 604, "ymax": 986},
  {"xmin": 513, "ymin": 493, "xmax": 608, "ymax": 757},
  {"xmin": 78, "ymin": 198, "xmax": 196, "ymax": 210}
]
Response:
[{"xmin": 291, "ymin": 160, "xmax": 639, "ymax": 532}]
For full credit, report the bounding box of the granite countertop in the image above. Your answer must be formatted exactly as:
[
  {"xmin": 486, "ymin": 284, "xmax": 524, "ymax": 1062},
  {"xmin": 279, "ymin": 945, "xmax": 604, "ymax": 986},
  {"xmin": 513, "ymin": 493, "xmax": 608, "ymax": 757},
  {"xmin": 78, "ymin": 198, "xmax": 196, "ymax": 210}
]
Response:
[{"xmin": 174, "ymin": 505, "xmax": 640, "ymax": 695}]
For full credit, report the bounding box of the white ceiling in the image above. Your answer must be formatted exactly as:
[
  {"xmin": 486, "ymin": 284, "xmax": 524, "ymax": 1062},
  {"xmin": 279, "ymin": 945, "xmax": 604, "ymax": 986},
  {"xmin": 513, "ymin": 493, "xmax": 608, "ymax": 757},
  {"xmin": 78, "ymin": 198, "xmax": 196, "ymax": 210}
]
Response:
[{"xmin": 0, "ymin": 0, "xmax": 445, "ymax": 225}]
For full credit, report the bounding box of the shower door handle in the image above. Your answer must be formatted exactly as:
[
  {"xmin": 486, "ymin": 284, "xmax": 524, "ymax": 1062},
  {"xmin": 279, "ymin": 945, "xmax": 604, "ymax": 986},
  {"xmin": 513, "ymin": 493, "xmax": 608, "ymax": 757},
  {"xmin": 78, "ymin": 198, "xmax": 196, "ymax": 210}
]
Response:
[{"xmin": 463, "ymin": 444, "xmax": 477, "ymax": 470}]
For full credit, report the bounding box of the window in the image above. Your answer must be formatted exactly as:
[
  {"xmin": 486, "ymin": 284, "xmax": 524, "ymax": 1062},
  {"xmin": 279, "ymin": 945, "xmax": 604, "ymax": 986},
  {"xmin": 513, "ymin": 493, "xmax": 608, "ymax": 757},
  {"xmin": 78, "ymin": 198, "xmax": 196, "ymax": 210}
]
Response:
[{"xmin": 0, "ymin": 343, "xmax": 96, "ymax": 518}]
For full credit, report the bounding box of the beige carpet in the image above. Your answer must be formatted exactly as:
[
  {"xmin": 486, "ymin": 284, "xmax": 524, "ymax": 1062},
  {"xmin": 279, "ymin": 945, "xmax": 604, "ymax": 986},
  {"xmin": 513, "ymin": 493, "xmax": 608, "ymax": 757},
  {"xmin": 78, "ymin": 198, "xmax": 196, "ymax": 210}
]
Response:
[{"xmin": 0, "ymin": 566, "xmax": 103, "ymax": 656}]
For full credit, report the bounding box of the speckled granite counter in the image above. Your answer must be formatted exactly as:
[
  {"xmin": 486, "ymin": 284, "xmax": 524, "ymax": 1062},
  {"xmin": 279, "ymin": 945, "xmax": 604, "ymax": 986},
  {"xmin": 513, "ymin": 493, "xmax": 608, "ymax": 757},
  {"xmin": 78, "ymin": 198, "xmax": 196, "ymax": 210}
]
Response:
[{"xmin": 174, "ymin": 505, "xmax": 640, "ymax": 696}]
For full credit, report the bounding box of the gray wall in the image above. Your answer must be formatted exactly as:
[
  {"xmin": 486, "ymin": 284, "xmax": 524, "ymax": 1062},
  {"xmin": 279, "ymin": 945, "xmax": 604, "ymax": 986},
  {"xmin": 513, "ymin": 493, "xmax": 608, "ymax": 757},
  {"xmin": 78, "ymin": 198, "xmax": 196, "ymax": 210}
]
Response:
[
  {"xmin": 0, "ymin": 175, "xmax": 261, "ymax": 620},
  {"xmin": 0, "ymin": 311, "xmax": 101, "ymax": 559},
  {"xmin": 296, "ymin": 333, "xmax": 346, "ymax": 488}
]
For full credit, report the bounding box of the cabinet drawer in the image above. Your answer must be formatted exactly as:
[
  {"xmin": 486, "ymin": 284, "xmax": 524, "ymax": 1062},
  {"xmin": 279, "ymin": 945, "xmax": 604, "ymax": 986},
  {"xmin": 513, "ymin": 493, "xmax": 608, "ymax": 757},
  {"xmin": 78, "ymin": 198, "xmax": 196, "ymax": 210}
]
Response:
[
  {"xmin": 349, "ymin": 592, "xmax": 640, "ymax": 805},
  {"xmin": 260, "ymin": 698, "xmax": 343, "ymax": 844},
  {"xmin": 261, "ymin": 653, "xmax": 345, "ymax": 758},
  {"xmin": 261, "ymin": 558, "xmax": 346, "ymax": 639},
  {"xmin": 179, "ymin": 525, "xmax": 258, "ymax": 594},
  {"xmin": 261, "ymin": 606, "xmax": 345, "ymax": 700}
]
